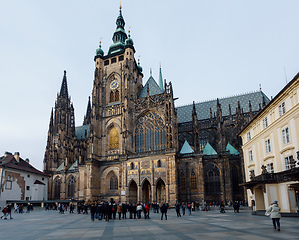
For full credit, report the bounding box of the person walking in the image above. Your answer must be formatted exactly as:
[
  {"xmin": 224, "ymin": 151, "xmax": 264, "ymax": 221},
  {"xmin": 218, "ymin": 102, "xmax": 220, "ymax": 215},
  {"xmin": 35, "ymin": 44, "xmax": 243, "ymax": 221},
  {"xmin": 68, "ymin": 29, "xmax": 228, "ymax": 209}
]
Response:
[
  {"xmin": 266, "ymin": 200, "xmax": 281, "ymax": 231},
  {"xmin": 1, "ymin": 206, "xmax": 7, "ymax": 219},
  {"xmin": 90, "ymin": 202, "xmax": 97, "ymax": 221},
  {"xmin": 187, "ymin": 202, "xmax": 192, "ymax": 215},
  {"xmin": 137, "ymin": 203, "xmax": 142, "ymax": 219},
  {"xmin": 181, "ymin": 202, "xmax": 186, "ymax": 215},
  {"xmin": 161, "ymin": 203, "xmax": 168, "ymax": 220},
  {"xmin": 175, "ymin": 202, "xmax": 181, "ymax": 217}
]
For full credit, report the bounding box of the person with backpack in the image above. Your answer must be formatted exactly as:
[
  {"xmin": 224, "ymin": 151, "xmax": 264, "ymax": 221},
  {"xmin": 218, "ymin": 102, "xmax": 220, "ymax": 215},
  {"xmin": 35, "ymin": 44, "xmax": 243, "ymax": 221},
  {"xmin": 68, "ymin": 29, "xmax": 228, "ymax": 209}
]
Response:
[{"xmin": 1, "ymin": 206, "xmax": 7, "ymax": 219}]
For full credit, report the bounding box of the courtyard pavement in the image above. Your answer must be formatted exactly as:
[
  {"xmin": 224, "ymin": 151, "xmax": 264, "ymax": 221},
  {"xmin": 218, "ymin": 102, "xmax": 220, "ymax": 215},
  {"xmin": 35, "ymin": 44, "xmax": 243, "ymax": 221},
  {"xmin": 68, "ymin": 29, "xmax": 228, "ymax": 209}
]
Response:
[{"xmin": 1, "ymin": 207, "xmax": 298, "ymax": 240}]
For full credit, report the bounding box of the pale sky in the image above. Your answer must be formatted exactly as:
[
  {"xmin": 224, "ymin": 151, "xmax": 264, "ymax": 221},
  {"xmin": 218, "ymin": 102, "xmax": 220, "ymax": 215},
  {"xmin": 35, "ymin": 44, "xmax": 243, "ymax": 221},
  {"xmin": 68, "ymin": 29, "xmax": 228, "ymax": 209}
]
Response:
[{"xmin": 1, "ymin": 0, "xmax": 298, "ymax": 171}]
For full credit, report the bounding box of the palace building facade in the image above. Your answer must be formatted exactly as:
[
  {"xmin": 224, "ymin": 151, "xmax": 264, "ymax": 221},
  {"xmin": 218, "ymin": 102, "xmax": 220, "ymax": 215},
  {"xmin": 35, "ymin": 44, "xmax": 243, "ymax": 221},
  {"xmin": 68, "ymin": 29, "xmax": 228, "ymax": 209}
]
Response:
[{"xmin": 43, "ymin": 7, "xmax": 269, "ymax": 205}]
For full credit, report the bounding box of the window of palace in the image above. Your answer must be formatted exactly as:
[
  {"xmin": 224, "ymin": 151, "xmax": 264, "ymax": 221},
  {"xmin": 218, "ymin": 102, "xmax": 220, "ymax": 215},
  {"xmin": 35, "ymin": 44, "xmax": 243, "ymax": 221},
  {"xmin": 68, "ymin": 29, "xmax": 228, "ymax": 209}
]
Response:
[
  {"xmin": 282, "ymin": 127, "xmax": 290, "ymax": 145},
  {"xmin": 118, "ymin": 55, "xmax": 124, "ymax": 61},
  {"xmin": 191, "ymin": 171, "xmax": 197, "ymax": 190},
  {"xmin": 67, "ymin": 176, "xmax": 76, "ymax": 199},
  {"xmin": 110, "ymin": 174, "xmax": 118, "ymax": 190},
  {"xmin": 109, "ymin": 127, "xmax": 119, "ymax": 149},
  {"xmin": 104, "ymin": 60, "xmax": 109, "ymax": 66},
  {"xmin": 267, "ymin": 163, "xmax": 274, "ymax": 173},
  {"xmin": 204, "ymin": 163, "xmax": 221, "ymax": 194},
  {"xmin": 134, "ymin": 112, "xmax": 166, "ymax": 153},
  {"xmin": 111, "ymin": 58, "xmax": 117, "ymax": 64},
  {"xmin": 285, "ymin": 155, "xmax": 295, "ymax": 170},
  {"xmin": 279, "ymin": 102, "xmax": 286, "ymax": 116},
  {"xmin": 263, "ymin": 117, "xmax": 268, "ymax": 129},
  {"xmin": 248, "ymin": 150, "xmax": 253, "ymax": 162},
  {"xmin": 265, "ymin": 138, "xmax": 271, "ymax": 154},
  {"xmin": 247, "ymin": 131, "xmax": 251, "ymax": 141}
]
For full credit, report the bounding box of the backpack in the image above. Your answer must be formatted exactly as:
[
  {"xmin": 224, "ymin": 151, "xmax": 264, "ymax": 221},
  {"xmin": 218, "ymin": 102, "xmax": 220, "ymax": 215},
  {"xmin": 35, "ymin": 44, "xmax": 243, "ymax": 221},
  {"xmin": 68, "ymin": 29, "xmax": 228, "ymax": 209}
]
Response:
[{"xmin": 188, "ymin": 204, "xmax": 191, "ymax": 208}]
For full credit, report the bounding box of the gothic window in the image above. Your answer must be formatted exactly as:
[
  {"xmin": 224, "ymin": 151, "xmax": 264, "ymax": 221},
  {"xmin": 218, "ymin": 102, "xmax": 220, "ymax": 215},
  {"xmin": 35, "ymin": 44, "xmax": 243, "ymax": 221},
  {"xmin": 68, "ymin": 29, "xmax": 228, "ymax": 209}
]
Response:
[
  {"xmin": 109, "ymin": 90, "xmax": 120, "ymax": 103},
  {"xmin": 110, "ymin": 173, "xmax": 118, "ymax": 190},
  {"xmin": 54, "ymin": 178, "xmax": 61, "ymax": 199},
  {"xmin": 180, "ymin": 170, "xmax": 186, "ymax": 191},
  {"xmin": 157, "ymin": 160, "xmax": 161, "ymax": 168},
  {"xmin": 204, "ymin": 163, "xmax": 221, "ymax": 194},
  {"xmin": 130, "ymin": 162, "xmax": 134, "ymax": 170},
  {"xmin": 67, "ymin": 175, "xmax": 76, "ymax": 199},
  {"xmin": 191, "ymin": 171, "xmax": 197, "ymax": 190},
  {"xmin": 109, "ymin": 127, "xmax": 119, "ymax": 149},
  {"xmin": 134, "ymin": 112, "xmax": 166, "ymax": 153},
  {"xmin": 199, "ymin": 131, "xmax": 208, "ymax": 151}
]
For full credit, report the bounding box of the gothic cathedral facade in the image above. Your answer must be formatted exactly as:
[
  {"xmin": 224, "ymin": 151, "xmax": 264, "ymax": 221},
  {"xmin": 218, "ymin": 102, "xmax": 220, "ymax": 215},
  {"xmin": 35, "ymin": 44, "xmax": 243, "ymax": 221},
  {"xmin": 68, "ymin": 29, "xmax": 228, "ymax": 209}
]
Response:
[{"xmin": 44, "ymin": 7, "xmax": 269, "ymax": 205}]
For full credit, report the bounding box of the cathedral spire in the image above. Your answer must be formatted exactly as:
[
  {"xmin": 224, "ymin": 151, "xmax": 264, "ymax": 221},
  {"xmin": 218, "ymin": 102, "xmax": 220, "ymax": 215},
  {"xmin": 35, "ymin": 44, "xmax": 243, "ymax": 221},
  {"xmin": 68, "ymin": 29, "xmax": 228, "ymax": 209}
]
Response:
[
  {"xmin": 59, "ymin": 70, "xmax": 68, "ymax": 98},
  {"xmin": 159, "ymin": 65, "xmax": 164, "ymax": 92},
  {"xmin": 83, "ymin": 96, "xmax": 92, "ymax": 125}
]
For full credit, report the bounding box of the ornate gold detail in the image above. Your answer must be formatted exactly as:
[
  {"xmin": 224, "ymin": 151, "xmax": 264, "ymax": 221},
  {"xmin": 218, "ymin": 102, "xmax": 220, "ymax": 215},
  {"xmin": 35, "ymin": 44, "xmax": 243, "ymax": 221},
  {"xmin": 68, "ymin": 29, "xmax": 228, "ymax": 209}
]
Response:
[{"xmin": 109, "ymin": 127, "xmax": 119, "ymax": 149}]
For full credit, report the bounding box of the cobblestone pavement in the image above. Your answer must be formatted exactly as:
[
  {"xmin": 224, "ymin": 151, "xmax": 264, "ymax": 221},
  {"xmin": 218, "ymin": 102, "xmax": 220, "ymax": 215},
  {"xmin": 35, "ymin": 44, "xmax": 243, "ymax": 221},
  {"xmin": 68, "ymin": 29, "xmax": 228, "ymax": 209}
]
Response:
[{"xmin": 1, "ymin": 208, "xmax": 298, "ymax": 240}]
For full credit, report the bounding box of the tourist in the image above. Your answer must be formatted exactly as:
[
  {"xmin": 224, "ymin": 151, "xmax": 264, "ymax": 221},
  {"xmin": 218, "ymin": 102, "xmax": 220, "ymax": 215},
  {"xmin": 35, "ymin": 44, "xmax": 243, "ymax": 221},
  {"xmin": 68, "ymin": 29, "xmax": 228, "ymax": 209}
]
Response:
[
  {"xmin": 187, "ymin": 202, "xmax": 192, "ymax": 215},
  {"xmin": 1, "ymin": 206, "xmax": 7, "ymax": 219},
  {"xmin": 175, "ymin": 202, "xmax": 181, "ymax": 217},
  {"xmin": 160, "ymin": 203, "xmax": 168, "ymax": 220},
  {"xmin": 112, "ymin": 202, "xmax": 117, "ymax": 219},
  {"xmin": 137, "ymin": 202, "xmax": 142, "ymax": 219},
  {"xmin": 122, "ymin": 203, "xmax": 127, "ymax": 219},
  {"xmin": 233, "ymin": 201, "xmax": 240, "ymax": 213},
  {"xmin": 145, "ymin": 202, "xmax": 150, "ymax": 219},
  {"xmin": 220, "ymin": 201, "xmax": 225, "ymax": 213},
  {"xmin": 181, "ymin": 202, "xmax": 186, "ymax": 215},
  {"xmin": 266, "ymin": 200, "xmax": 281, "ymax": 231},
  {"xmin": 117, "ymin": 203, "xmax": 123, "ymax": 220}
]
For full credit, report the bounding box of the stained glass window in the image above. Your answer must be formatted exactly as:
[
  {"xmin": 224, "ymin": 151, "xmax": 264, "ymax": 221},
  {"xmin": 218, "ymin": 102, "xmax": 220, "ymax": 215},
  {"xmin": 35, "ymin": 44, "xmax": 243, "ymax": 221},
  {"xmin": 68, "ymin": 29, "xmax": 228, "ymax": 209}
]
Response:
[
  {"xmin": 109, "ymin": 127, "xmax": 119, "ymax": 149},
  {"xmin": 191, "ymin": 171, "xmax": 197, "ymax": 190},
  {"xmin": 134, "ymin": 112, "xmax": 166, "ymax": 153},
  {"xmin": 204, "ymin": 163, "xmax": 221, "ymax": 194},
  {"xmin": 67, "ymin": 176, "xmax": 76, "ymax": 198}
]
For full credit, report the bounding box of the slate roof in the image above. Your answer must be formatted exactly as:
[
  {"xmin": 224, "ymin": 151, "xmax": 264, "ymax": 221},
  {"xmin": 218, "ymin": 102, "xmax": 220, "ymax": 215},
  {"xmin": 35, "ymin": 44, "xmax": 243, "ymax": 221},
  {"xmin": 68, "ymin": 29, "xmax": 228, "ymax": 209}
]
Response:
[
  {"xmin": 176, "ymin": 91, "xmax": 270, "ymax": 123},
  {"xmin": 180, "ymin": 140, "xmax": 194, "ymax": 154},
  {"xmin": 0, "ymin": 154, "xmax": 48, "ymax": 176},
  {"xmin": 56, "ymin": 161, "xmax": 65, "ymax": 172},
  {"xmin": 68, "ymin": 160, "xmax": 78, "ymax": 171},
  {"xmin": 138, "ymin": 76, "xmax": 163, "ymax": 99},
  {"xmin": 75, "ymin": 125, "xmax": 89, "ymax": 140}
]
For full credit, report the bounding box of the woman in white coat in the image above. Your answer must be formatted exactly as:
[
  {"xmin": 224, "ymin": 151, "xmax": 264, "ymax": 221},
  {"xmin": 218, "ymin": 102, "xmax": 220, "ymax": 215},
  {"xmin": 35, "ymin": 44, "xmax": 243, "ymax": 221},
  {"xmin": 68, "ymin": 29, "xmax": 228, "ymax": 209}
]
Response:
[{"xmin": 266, "ymin": 200, "xmax": 281, "ymax": 231}]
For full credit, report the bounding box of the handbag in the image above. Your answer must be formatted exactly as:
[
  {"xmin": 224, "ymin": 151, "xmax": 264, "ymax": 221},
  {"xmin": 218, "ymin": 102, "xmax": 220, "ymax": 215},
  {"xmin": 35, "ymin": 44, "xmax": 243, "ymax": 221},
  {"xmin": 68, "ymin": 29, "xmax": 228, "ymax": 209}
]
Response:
[{"xmin": 265, "ymin": 211, "xmax": 270, "ymax": 216}]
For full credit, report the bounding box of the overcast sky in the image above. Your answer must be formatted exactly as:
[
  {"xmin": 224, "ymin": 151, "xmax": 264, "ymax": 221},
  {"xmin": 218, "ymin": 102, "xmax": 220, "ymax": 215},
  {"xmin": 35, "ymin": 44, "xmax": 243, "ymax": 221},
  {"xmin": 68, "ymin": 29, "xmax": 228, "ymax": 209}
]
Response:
[{"xmin": 1, "ymin": 0, "xmax": 298, "ymax": 171}]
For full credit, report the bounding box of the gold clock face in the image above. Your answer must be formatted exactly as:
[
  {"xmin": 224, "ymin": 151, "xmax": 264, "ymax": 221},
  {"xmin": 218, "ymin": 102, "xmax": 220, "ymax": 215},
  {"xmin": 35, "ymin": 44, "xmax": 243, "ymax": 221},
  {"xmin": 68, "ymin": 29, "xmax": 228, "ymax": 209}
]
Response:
[{"xmin": 110, "ymin": 80, "xmax": 119, "ymax": 90}]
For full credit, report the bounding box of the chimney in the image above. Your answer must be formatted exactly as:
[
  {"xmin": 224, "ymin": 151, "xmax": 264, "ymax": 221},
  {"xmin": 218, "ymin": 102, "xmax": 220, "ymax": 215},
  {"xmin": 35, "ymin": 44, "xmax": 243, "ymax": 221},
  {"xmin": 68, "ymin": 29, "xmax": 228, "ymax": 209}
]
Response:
[
  {"xmin": 25, "ymin": 158, "xmax": 30, "ymax": 163},
  {"xmin": 14, "ymin": 152, "xmax": 20, "ymax": 162},
  {"xmin": 4, "ymin": 151, "xmax": 12, "ymax": 157}
]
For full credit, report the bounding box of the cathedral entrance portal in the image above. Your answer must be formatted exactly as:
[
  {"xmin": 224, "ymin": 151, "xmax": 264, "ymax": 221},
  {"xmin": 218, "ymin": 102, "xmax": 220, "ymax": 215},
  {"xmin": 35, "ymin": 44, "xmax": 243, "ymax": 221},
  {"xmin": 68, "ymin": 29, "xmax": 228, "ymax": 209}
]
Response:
[
  {"xmin": 128, "ymin": 181, "xmax": 137, "ymax": 204},
  {"xmin": 156, "ymin": 179, "xmax": 166, "ymax": 203},
  {"xmin": 142, "ymin": 179, "xmax": 151, "ymax": 203}
]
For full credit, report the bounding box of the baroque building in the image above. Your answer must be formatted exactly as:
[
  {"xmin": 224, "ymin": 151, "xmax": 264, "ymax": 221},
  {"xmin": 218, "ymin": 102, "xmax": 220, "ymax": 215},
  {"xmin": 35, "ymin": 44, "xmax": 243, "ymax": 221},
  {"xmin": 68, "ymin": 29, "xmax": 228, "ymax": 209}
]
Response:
[{"xmin": 44, "ymin": 6, "xmax": 269, "ymax": 205}]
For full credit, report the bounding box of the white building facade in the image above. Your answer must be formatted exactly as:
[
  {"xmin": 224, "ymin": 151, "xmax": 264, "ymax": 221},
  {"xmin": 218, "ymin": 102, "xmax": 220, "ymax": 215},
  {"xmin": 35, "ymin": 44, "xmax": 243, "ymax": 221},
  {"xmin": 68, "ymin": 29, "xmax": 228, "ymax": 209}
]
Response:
[
  {"xmin": 239, "ymin": 73, "xmax": 299, "ymax": 213},
  {"xmin": 0, "ymin": 152, "xmax": 48, "ymax": 208}
]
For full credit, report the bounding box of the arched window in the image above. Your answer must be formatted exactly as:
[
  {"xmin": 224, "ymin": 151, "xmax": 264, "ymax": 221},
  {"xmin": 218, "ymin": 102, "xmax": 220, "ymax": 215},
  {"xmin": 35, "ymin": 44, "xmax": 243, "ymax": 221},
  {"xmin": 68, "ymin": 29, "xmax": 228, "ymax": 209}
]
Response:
[
  {"xmin": 157, "ymin": 160, "xmax": 161, "ymax": 168},
  {"xmin": 191, "ymin": 171, "xmax": 197, "ymax": 190},
  {"xmin": 134, "ymin": 112, "xmax": 166, "ymax": 153},
  {"xmin": 110, "ymin": 173, "xmax": 118, "ymax": 190},
  {"xmin": 115, "ymin": 90, "xmax": 119, "ymax": 101},
  {"xmin": 204, "ymin": 163, "xmax": 221, "ymax": 194},
  {"xmin": 180, "ymin": 170, "xmax": 186, "ymax": 191},
  {"xmin": 67, "ymin": 176, "xmax": 76, "ymax": 199},
  {"xmin": 110, "ymin": 90, "xmax": 120, "ymax": 103},
  {"xmin": 54, "ymin": 178, "xmax": 61, "ymax": 199},
  {"xmin": 109, "ymin": 127, "xmax": 119, "ymax": 149},
  {"xmin": 110, "ymin": 91, "xmax": 114, "ymax": 102},
  {"xmin": 130, "ymin": 162, "xmax": 134, "ymax": 170}
]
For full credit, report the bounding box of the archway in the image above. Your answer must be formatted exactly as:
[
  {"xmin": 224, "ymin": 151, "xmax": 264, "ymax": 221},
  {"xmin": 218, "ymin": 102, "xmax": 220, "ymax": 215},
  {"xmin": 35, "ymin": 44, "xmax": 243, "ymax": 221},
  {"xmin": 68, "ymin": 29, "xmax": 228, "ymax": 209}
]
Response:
[
  {"xmin": 129, "ymin": 181, "xmax": 137, "ymax": 204},
  {"xmin": 142, "ymin": 179, "xmax": 151, "ymax": 203},
  {"xmin": 156, "ymin": 179, "xmax": 166, "ymax": 203},
  {"xmin": 255, "ymin": 187, "xmax": 265, "ymax": 210}
]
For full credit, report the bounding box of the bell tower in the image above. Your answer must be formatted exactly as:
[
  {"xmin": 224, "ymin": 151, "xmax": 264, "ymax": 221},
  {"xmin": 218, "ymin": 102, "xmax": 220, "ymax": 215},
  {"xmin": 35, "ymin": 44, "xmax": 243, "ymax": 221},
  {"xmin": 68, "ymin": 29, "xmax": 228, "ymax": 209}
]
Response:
[{"xmin": 90, "ymin": 5, "xmax": 144, "ymax": 160}]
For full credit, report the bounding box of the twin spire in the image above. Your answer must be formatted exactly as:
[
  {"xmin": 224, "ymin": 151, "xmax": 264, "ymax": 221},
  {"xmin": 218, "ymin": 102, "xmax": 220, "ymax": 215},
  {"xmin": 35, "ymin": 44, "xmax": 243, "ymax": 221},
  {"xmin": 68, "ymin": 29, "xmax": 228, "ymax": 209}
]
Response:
[{"xmin": 59, "ymin": 70, "xmax": 68, "ymax": 98}]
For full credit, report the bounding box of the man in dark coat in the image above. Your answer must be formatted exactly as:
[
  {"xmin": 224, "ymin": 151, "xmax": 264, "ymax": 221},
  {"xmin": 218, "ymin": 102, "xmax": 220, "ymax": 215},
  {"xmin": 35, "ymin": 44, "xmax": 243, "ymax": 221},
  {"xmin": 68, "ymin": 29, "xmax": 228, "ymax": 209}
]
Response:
[{"xmin": 161, "ymin": 203, "xmax": 168, "ymax": 220}]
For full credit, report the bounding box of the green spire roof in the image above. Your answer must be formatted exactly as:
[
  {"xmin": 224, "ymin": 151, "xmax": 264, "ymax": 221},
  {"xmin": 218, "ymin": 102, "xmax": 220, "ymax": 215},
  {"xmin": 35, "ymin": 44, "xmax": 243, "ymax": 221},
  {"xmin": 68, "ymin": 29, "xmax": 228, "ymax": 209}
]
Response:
[
  {"xmin": 203, "ymin": 142, "xmax": 217, "ymax": 155},
  {"xmin": 96, "ymin": 42, "xmax": 104, "ymax": 57},
  {"xmin": 68, "ymin": 160, "xmax": 78, "ymax": 171},
  {"xmin": 55, "ymin": 161, "xmax": 65, "ymax": 172},
  {"xmin": 226, "ymin": 142, "xmax": 239, "ymax": 155},
  {"xmin": 159, "ymin": 66, "xmax": 164, "ymax": 92},
  {"xmin": 108, "ymin": 6, "xmax": 128, "ymax": 55},
  {"xmin": 180, "ymin": 140, "xmax": 194, "ymax": 154}
]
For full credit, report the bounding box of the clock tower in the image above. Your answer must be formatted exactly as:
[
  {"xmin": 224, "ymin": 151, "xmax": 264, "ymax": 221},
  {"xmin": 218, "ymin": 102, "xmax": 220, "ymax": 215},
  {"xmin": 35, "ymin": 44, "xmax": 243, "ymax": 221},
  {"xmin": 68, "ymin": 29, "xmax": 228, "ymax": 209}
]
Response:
[{"xmin": 90, "ymin": 5, "xmax": 144, "ymax": 160}]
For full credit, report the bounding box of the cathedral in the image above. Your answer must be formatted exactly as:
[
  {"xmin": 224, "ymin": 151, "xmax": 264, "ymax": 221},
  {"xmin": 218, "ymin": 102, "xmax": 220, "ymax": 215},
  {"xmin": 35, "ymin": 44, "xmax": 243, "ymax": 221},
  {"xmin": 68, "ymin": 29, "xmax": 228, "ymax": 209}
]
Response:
[{"xmin": 43, "ymin": 6, "xmax": 269, "ymax": 205}]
